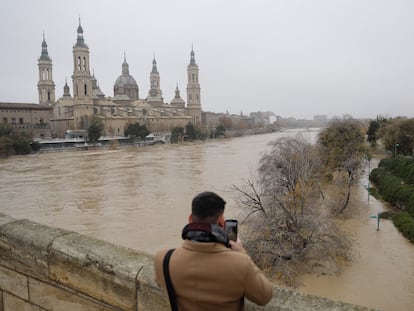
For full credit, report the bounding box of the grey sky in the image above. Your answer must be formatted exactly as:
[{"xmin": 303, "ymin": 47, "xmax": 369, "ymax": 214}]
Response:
[{"xmin": 0, "ymin": 0, "xmax": 413, "ymax": 119}]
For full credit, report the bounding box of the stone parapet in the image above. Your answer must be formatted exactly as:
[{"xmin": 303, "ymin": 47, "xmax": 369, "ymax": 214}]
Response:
[{"xmin": 0, "ymin": 213, "xmax": 378, "ymax": 310}]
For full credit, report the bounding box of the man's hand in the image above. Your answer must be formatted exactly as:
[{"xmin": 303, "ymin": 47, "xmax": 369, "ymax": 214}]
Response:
[{"xmin": 229, "ymin": 238, "xmax": 247, "ymax": 254}]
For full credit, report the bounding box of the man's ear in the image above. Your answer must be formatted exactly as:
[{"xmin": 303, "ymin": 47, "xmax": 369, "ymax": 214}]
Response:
[
  {"xmin": 218, "ymin": 214, "xmax": 225, "ymax": 227},
  {"xmin": 188, "ymin": 214, "xmax": 193, "ymax": 223}
]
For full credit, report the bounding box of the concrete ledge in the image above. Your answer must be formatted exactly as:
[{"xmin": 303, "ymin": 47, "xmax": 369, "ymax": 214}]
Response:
[
  {"xmin": 49, "ymin": 231, "xmax": 145, "ymax": 310},
  {"xmin": 0, "ymin": 215, "xmax": 67, "ymax": 278},
  {"xmin": 0, "ymin": 213, "xmax": 380, "ymax": 311},
  {"xmin": 245, "ymin": 287, "xmax": 378, "ymax": 311}
]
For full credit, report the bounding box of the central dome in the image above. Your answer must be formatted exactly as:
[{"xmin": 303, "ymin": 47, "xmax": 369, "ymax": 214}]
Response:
[{"xmin": 113, "ymin": 57, "xmax": 139, "ymax": 100}]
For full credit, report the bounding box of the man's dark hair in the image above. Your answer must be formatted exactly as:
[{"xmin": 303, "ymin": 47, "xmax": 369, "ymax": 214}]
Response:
[{"xmin": 192, "ymin": 191, "xmax": 226, "ymax": 222}]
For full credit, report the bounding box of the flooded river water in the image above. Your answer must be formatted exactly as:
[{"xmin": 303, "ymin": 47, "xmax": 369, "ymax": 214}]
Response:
[{"xmin": 0, "ymin": 129, "xmax": 413, "ymax": 310}]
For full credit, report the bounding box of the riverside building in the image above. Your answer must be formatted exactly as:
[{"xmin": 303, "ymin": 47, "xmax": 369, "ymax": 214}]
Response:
[
  {"xmin": 50, "ymin": 20, "xmax": 202, "ymax": 138},
  {"xmin": 0, "ymin": 19, "xmax": 203, "ymax": 139}
]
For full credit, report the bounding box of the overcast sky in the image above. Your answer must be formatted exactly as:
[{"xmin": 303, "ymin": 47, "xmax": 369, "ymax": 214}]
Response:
[{"xmin": 0, "ymin": 0, "xmax": 413, "ymax": 119}]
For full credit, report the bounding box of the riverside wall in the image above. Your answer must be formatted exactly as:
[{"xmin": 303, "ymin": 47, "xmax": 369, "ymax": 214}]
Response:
[{"xmin": 0, "ymin": 212, "xmax": 378, "ymax": 311}]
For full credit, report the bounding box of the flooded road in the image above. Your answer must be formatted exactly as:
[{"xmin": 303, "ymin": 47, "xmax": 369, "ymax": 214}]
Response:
[{"xmin": 0, "ymin": 130, "xmax": 413, "ymax": 310}]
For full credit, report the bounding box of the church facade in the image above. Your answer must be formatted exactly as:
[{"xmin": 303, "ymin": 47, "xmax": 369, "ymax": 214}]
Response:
[{"xmin": 44, "ymin": 21, "xmax": 202, "ymax": 138}]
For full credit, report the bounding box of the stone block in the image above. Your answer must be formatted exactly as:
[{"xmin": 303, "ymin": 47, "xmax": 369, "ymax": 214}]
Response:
[
  {"xmin": 49, "ymin": 232, "xmax": 150, "ymax": 311},
  {"xmin": 0, "ymin": 219, "xmax": 68, "ymax": 278},
  {"xmin": 29, "ymin": 278, "xmax": 114, "ymax": 311},
  {"xmin": 0, "ymin": 265, "xmax": 28, "ymax": 300},
  {"xmin": 0, "ymin": 213, "xmax": 17, "ymax": 228},
  {"xmin": 3, "ymin": 292, "xmax": 40, "ymax": 311}
]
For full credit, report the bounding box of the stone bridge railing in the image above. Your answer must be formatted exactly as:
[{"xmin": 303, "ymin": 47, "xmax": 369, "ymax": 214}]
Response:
[{"xmin": 0, "ymin": 213, "xmax": 378, "ymax": 310}]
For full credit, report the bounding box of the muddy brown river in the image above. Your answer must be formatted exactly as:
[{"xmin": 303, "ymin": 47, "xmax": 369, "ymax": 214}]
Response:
[{"xmin": 0, "ymin": 129, "xmax": 413, "ymax": 310}]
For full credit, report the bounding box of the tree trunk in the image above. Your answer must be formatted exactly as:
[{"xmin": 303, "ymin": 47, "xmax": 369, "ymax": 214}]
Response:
[{"xmin": 339, "ymin": 177, "xmax": 352, "ymax": 213}]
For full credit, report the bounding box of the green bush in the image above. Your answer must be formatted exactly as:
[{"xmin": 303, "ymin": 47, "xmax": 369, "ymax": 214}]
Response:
[
  {"xmin": 393, "ymin": 212, "xmax": 414, "ymax": 243},
  {"xmin": 378, "ymin": 155, "xmax": 414, "ymax": 185},
  {"xmin": 370, "ymin": 156, "xmax": 414, "ymax": 244},
  {"xmin": 370, "ymin": 161, "xmax": 414, "ymax": 216}
]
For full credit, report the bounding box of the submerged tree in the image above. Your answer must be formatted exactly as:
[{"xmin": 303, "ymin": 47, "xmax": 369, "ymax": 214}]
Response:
[
  {"xmin": 318, "ymin": 117, "xmax": 366, "ymax": 213},
  {"xmin": 124, "ymin": 122, "xmax": 150, "ymax": 139},
  {"xmin": 170, "ymin": 126, "xmax": 184, "ymax": 143},
  {"xmin": 185, "ymin": 122, "xmax": 199, "ymax": 141},
  {"xmin": 88, "ymin": 117, "xmax": 104, "ymax": 143},
  {"xmin": 234, "ymin": 136, "xmax": 351, "ymax": 285}
]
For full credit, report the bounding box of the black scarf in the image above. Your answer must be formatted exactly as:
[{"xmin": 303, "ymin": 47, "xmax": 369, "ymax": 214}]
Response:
[{"xmin": 181, "ymin": 223, "xmax": 230, "ymax": 247}]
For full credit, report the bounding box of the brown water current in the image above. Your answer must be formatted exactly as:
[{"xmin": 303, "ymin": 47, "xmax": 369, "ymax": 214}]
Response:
[{"xmin": 0, "ymin": 129, "xmax": 413, "ymax": 310}]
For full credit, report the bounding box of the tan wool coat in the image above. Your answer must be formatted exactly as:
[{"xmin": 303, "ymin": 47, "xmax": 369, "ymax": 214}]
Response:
[{"xmin": 154, "ymin": 240, "xmax": 273, "ymax": 311}]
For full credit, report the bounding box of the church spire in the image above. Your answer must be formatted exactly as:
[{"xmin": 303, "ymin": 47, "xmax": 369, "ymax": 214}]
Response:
[
  {"xmin": 175, "ymin": 84, "xmax": 181, "ymax": 98},
  {"xmin": 39, "ymin": 32, "xmax": 51, "ymax": 61},
  {"xmin": 152, "ymin": 53, "xmax": 158, "ymax": 73},
  {"xmin": 75, "ymin": 17, "xmax": 87, "ymax": 48},
  {"xmin": 190, "ymin": 46, "xmax": 197, "ymax": 66},
  {"xmin": 122, "ymin": 51, "xmax": 129, "ymax": 75}
]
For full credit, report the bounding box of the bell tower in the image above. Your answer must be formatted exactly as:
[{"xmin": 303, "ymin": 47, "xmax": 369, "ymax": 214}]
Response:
[
  {"xmin": 72, "ymin": 18, "xmax": 92, "ymax": 102},
  {"xmin": 186, "ymin": 47, "xmax": 201, "ymax": 127},
  {"xmin": 37, "ymin": 33, "xmax": 55, "ymax": 106}
]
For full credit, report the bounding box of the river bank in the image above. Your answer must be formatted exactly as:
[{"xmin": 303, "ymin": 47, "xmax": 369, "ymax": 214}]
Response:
[{"xmin": 298, "ymin": 158, "xmax": 414, "ymax": 311}]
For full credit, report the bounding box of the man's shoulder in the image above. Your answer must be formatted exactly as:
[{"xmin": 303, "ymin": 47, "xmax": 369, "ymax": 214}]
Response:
[{"xmin": 154, "ymin": 247, "xmax": 176, "ymax": 263}]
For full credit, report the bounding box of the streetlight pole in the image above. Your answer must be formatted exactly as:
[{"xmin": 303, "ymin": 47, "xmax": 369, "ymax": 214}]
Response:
[
  {"xmin": 394, "ymin": 143, "xmax": 399, "ymax": 158},
  {"xmin": 368, "ymin": 158, "xmax": 370, "ymax": 204}
]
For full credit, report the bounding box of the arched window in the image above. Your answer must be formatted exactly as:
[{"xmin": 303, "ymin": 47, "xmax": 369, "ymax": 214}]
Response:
[
  {"xmin": 47, "ymin": 91, "xmax": 51, "ymax": 101},
  {"xmin": 46, "ymin": 69, "xmax": 49, "ymax": 80},
  {"xmin": 84, "ymin": 84, "xmax": 87, "ymax": 95},
  {"xmin": 83, "ymin": 57, "xmax": 86, "ymax": 71},
  {"xmin": 192, "ymin": 74, "xmax": 195, "ymax": 82},
  {"xmin": 77, "ymin": 57, "xmax": 81, "ymax": 71}
]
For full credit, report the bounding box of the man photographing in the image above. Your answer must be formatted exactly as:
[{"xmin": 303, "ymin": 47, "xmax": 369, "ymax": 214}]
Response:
[{"xmin": 154, "ymin": 191, "xmax": 273, "ymax": 310}]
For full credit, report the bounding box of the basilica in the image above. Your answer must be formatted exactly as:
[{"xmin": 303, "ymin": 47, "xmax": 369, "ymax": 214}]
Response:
[{"xmin": 39, "ymin": 20, "xmax": 202, "ymax": 138}]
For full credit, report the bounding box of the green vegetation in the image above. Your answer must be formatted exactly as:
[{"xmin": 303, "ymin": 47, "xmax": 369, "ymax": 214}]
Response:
[
  {"xmin": 0, "ymin": 123, "xmax": 36, "ymax": 156},
  {"xmin": 393, "ymin": 212, "xmax": 414, "ymax": 243},
  {"xmin": 375, "ymin": 117, "xmax": 414, "ymax": 156},
  {"xmin": 366, "ymin": 117, "xmax": 387, "ymax": 147},
  {"xmin": 370, "ymin": 155, "xmax": 414, "ymax": 243},
  {"xmin": 88, "ymin": 117, "xmax": 104, "ymax": 143},
  {"xmin": 170, "ymin": 126, "xmax": 184, "ymax": 143},
  {"xmin": 124, "ymin": 122, "xmax": 150, "ymax": 139},
  {"xmin": 170, "ymin": 122, "xmax": 206, "ymax": 143},
  {"xmin": 318, "ymin": 117, "xmax": 366, "ymax": 213},
  {"xmin": 185, "ymin": 122, "xmax": 199, "ymax": 141},
  {"xmin": 368, "ymin": 116, "xmax": 414, "ymax": 243}
]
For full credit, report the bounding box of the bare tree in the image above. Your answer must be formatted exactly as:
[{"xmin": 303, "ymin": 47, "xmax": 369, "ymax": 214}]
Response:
[{"xmin": 234, "ymin": 136, "xmax": 351, "ymax": 286}]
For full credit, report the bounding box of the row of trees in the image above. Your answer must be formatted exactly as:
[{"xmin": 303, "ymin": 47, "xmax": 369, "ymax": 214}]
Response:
[
  {"xmin": 367, "ymin": 117, "xmax": 414, "ymax": 156},
  {"xmin": 234, "ymin": 117, "xmax": 367, "ymax": 285},
  {"xmin": 0, "ymin": 123, "xmax": 40, "ymax": 156},
  {"xmin": 88, "ymin": 118, "xmax": 225, "ymax": 145}
]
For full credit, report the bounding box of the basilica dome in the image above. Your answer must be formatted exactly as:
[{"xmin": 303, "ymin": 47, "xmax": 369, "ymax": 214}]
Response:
[{"xmin": 113, "ymin": 56, "xmax": 139, "ymax": 100}]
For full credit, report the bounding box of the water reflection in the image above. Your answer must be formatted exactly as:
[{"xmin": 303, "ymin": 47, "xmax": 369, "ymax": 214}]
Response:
[{"xmin": 0, "ymin": 130, "xmax": 412, "ymax": 310}]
